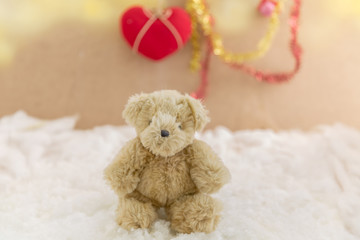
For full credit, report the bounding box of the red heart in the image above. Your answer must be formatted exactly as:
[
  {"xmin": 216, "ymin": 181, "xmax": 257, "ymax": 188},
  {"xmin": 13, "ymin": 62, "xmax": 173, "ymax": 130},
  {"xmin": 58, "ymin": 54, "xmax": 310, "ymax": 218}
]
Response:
[{"xmin": 121, "ymin": 6, "xmax": 192, "ymax": 61}]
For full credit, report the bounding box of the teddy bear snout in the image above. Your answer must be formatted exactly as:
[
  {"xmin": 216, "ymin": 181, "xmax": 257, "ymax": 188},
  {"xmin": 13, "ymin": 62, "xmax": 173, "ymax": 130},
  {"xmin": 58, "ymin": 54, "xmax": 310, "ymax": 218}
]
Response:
[{"xmin": 160, "ymin": 130, "xmax": 170, "ymax": 137}]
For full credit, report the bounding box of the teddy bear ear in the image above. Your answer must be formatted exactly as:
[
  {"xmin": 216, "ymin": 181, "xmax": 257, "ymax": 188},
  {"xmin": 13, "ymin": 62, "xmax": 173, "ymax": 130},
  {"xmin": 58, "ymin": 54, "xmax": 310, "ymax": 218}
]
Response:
[
  {"xmin": 122, "ymin": 93, "xmax": 149, "ymax": 126},
  {"xmin": 185, "ymin": 95, "xmax": 210, "ymax": 131}
]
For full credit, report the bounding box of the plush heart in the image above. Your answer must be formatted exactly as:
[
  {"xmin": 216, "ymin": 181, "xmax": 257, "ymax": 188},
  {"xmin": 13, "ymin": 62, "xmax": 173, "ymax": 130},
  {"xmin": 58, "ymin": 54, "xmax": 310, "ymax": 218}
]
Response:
[{"xmin": 121, "ymin": 6, "xmax": 192, "ymax": 61}]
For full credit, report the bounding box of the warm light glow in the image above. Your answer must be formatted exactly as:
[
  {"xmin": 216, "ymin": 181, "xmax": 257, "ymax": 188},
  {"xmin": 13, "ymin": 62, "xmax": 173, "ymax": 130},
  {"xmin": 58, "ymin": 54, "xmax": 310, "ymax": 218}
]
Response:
[{"xmin": 0, "ymin": 0, "xmax": 159, "ymax": 66}]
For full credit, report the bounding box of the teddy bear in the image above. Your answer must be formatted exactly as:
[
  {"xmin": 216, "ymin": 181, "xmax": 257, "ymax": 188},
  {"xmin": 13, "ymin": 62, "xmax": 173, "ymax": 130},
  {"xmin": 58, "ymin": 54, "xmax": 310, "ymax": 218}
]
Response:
[{"xmin": 104, "ymin": 90, "xmax": 230, "ymax": 233}]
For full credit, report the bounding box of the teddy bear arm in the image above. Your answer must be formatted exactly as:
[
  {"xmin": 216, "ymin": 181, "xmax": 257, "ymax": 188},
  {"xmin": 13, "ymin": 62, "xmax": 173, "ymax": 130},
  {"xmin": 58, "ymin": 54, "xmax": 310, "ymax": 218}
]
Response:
[
  {"xmin": 190, "ymin": 141, "xmax": 231, "ymax": 194},
  {"xmin": 104, "ymin": 139, "xmax": 144, "ymax": 196}
]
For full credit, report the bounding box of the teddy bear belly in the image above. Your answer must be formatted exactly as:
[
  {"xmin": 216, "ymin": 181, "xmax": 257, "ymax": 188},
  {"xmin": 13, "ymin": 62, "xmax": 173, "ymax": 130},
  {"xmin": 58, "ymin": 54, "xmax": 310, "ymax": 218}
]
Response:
[{"xmin": 135, "ymin": 159, "xmax": 197, "ymax": 207}]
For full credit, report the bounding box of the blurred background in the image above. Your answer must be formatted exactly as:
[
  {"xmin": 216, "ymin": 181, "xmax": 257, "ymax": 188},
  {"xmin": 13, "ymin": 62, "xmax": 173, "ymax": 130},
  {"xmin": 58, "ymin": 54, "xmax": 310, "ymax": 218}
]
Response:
[{"xmin": 0, "ymin": 0, "xmax": 359, "ymax": 130}]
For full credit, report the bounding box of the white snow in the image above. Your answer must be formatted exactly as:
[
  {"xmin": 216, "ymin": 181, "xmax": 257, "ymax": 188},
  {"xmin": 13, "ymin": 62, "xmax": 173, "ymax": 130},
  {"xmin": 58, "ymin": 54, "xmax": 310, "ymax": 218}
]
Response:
[{"xmin": 0, "ymin": 111, "xmax": 359, "ymax": 240}]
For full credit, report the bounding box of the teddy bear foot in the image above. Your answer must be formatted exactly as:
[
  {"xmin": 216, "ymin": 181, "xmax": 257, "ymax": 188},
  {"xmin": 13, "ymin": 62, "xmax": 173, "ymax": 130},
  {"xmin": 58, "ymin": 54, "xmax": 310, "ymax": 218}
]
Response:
[
  {"xmin": 116, "ymin": 197, "xmax": 157, "ymax": 230},
  {"xmin": 166, "ymin": 193, "xmax": 222, "ymax": 233}
]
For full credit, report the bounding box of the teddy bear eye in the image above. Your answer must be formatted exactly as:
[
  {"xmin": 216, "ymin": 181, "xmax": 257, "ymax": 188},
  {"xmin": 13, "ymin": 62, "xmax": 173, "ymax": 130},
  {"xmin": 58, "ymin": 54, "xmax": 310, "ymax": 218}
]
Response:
[
  {"xmin": 149, "ymin": 120, "xmax": 152, "ymax": 125},
  {"xmin": 178, "ymin": 124, "xmax": 182, "ymax": 130}
]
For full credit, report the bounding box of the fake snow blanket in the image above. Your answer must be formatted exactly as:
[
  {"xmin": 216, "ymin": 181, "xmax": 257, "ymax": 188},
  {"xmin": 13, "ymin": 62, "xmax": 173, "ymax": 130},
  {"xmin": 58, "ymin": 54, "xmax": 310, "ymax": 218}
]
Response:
[{"xmin": 0, "ymin": 111, "xmax": 359, "ymax": 240}]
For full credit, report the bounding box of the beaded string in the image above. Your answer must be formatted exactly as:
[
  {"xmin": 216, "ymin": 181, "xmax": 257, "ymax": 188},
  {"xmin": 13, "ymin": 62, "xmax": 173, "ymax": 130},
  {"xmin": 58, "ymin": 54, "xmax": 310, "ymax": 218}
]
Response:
[
  {"xmin": 190, "ymin": 0, "xmax": 302, "ymax": 99},
  {"xmin": 190, "ymin": 39, "xmax": 212, "ymax": 99},
  {"xmin": 186, "ymin": 0, "xmax": 282, "ymax": 70},
  {"xmin": 233, "ymin": 0, "xmax": 302, "ymax": 83}
]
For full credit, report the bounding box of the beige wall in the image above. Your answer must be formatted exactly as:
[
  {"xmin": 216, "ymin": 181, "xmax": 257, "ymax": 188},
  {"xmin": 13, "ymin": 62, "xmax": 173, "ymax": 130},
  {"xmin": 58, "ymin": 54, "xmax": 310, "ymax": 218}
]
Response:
[{"xmin": 0, "ymin": 0, "xmax": 359, "ymax": 130}]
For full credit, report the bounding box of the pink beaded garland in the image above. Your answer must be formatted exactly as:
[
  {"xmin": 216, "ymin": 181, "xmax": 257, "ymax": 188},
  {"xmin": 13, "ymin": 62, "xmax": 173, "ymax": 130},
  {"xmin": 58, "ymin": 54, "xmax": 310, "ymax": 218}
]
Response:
[
  {"xmin": 258, "ymin": 0, "xmax": 278, "ymax": 16},
  {"xmin": 191, "ymin": 0, "xmax": 303, "ymax": 99}
]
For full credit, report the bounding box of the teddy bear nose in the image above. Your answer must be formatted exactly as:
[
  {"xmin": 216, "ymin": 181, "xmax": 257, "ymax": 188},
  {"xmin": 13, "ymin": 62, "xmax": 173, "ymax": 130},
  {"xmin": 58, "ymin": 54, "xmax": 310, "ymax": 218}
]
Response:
[{"xmin": 161, "ymin": 130, "xmax": 170, "ymax": 137}]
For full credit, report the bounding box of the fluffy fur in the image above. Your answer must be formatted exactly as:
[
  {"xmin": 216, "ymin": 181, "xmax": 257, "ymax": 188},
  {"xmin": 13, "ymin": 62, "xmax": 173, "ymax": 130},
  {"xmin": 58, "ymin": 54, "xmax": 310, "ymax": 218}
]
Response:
[
  {"xmin": 104, "ymin": 90, "xmax": 231, "ymax": 233},
  {"xmin": 2, "ymin": 112, "xmax": 360, "ymax": 239}
]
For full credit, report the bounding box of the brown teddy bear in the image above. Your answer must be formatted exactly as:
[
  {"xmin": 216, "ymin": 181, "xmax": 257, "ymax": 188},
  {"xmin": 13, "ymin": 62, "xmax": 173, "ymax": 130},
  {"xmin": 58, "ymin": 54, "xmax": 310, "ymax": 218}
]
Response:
[{"xmin": 104, "ymin": 90, "xmax": 230, "ymax": 233}]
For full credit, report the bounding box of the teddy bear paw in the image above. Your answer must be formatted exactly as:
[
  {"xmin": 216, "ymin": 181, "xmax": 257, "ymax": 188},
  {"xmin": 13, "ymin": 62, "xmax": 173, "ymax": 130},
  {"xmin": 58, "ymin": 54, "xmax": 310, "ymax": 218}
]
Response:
[
  {"xmin": 116, "ymin": 197, "xmax": 157, "ymax": 230},
  {"xmin": 167, "ymin": 193, "xmax": 222, "ymax": 233}
]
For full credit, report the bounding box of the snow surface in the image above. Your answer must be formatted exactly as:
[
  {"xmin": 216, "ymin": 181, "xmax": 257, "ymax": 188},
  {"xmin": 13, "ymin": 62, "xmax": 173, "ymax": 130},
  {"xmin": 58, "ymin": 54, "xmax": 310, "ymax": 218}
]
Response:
[{"xmin": 0, "ymin": 111, "xmax": 359, "ymax": 240}]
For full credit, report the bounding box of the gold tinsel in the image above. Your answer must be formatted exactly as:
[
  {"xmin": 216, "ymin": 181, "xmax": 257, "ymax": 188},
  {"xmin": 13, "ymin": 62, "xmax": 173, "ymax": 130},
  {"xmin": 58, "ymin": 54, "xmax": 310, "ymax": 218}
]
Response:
[{"xmin": 186, "ymin": 0, "xmax": 283, "ymax": 70}]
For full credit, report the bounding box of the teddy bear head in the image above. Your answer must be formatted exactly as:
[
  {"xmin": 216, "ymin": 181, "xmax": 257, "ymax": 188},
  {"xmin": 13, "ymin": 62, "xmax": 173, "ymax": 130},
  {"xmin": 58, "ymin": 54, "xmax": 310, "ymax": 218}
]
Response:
[{"xmin": 122, "ymin": 90, "xmax": 209, "ymax": 157}]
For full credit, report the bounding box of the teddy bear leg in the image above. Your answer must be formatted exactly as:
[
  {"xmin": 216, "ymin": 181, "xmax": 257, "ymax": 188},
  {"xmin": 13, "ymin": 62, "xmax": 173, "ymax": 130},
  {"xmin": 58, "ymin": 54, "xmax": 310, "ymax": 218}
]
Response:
[
  {"xmin": 116, "ymin": 197, "xmax": 157, "ymax": 230},
  {"xmin": 166, "ymin": 193, "xmax": 222, "ymax": 233}
]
